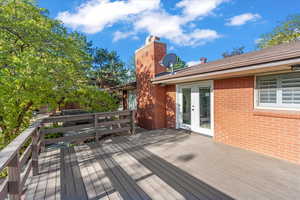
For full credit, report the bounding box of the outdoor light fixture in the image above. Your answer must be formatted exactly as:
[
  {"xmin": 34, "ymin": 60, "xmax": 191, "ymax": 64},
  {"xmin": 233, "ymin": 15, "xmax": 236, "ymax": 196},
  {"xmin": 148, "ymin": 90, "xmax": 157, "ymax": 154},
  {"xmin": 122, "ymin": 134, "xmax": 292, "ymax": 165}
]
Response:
[{"xmin": 291, "ymin": 64, "xmax": 300, "ymax": 71}]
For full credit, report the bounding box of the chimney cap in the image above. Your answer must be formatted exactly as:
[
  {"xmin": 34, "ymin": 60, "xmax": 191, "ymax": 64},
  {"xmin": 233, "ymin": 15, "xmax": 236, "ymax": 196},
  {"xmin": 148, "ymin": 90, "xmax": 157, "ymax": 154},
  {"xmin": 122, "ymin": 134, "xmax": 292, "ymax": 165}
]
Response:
[
  {"xmin": 145, "ymin": 35, "xmax": 160, "ymax": 45},
  {"xmin": 200, "ymin": 57, "xmax": 207, "ymax": 64}
]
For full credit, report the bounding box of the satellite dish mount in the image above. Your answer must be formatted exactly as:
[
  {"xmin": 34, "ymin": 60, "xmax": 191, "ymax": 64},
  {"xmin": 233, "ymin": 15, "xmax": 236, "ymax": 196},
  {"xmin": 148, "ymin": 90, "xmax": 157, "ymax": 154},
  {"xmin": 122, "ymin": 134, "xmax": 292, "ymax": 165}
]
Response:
[{"xmin": 160, "ymin": 53, "xmax": 177, "ymax": 73}]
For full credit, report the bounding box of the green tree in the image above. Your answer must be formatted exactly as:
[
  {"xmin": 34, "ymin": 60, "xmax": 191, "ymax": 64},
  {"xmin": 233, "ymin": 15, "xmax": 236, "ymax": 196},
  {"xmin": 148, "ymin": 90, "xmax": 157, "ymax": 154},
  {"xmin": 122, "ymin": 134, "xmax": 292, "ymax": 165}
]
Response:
[
  {"xmin": 89, "ymin": 48, "xmax": 129, "ymax": 88},
  {"xmin": 125, "ymin": 55, "xmax": 136, "ymax": 83},
  {"xmin": 222, "ymin": 46, "xmax": 245, "ymax": 58},
  {"xmin": 0, "ymin": 0, "xmax": 117, "ymax": 146},
  {"xmin": 173, "ymin": 56, "xmax": 187, "ymax": 71},
  {"xmin": 257, "ymin": 14, "xmax": 300, "ymax": 49}
]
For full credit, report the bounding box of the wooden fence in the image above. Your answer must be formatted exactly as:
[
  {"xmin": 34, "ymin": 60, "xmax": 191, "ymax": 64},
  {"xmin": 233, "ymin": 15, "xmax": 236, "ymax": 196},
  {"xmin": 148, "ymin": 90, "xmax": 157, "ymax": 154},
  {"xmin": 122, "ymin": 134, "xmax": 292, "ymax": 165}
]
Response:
[{"xmin": 0, "ymin": 110, "xmax": 135, "ymax": 200}]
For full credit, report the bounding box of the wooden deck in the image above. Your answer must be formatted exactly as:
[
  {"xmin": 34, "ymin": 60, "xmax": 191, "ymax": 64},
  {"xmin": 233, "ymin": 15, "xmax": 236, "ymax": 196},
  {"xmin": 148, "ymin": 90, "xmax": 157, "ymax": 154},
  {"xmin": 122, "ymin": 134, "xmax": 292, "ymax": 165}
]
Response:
[{"xmin": 24, "ymin": 129, "xmax": 300, "ymax": 200}]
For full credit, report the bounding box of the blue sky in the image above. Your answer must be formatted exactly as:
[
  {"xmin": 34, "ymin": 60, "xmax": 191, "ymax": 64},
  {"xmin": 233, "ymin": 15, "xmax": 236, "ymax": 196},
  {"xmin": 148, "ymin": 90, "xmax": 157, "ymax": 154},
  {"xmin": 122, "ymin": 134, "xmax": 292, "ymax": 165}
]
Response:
[{"xmin": 38, "ymin": 0, "xmax": 300, "ymax": 66}]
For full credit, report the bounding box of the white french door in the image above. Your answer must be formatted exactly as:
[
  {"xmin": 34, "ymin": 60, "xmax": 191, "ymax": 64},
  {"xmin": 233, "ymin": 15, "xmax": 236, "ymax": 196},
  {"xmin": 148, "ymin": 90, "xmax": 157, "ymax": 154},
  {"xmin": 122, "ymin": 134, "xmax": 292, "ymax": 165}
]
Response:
[{"xmin": 177, "ymin": 81, "xmax": 213, "ymax": 136}]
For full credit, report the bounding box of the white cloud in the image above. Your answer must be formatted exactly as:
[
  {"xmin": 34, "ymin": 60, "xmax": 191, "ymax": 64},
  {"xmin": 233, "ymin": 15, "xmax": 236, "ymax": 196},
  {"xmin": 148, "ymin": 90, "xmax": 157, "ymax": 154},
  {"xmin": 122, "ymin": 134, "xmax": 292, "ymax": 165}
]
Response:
[
  {"xmin": 113, "ymin": 31, "xmax": 135, "ymax": 42},
  {"xmin": 254, "ymin": 38, "xmax": 262, "ymax": 44},
  {"xmin": 169, "ymin": 46, "xmax": 175, "ymax": 50},
  {"xmin": 132, "ymin": 9, "xmax": 221, "ymax": 46},
  {"xmin": 57, "ymin": 0, "xmax": 228, "ymax": 46},
  {"xmin": 176, "ymin": 0, "xmax": 227, "ymax": 20},
  {"xmin": 187, "ymin": 60, "xmax": 201, "ymax": 66},
  {"xmin": 57, "ymin": 0, "xmax": 160, "ymax": 33},
  {"xmin": 226, "ymin": 13, "xmax": 261, "ymax": 26}
]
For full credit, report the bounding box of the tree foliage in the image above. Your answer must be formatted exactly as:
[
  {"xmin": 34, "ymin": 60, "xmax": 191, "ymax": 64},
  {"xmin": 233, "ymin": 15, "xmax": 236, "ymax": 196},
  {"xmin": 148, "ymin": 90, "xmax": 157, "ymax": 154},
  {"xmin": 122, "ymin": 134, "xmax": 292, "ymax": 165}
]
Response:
[
  {"xmin": 125, "ymin": 55, "xmax": 136, "ymax": 83},
  {"xmin": 257, "ymin": 14, "xmax": 300, "ymax": 49},
  {"xmin": 173, "ymin": 56, "xmax": 187, "ymax": 71},
  {"xmin": 89, "ymin": 47, "xmax": 130, "ymax": 88},
  {"xmin": 222, "ymin": 46, "xmax": 245, "ymax": 58},
  {"xmin": 0, "ymin": 0, "xmax": 118, "ymax": 146}
]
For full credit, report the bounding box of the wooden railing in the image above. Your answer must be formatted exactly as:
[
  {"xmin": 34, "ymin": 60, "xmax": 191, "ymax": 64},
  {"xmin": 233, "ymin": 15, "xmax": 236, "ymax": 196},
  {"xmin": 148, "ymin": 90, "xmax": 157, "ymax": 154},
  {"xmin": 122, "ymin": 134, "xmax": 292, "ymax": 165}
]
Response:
[
  {"xmin": 0, "ymin": 120, "xmax": 43, "ymax": 200},
  {"xmin": 0, "ymin": 110, "xmax": 135, "ymax": 200}
]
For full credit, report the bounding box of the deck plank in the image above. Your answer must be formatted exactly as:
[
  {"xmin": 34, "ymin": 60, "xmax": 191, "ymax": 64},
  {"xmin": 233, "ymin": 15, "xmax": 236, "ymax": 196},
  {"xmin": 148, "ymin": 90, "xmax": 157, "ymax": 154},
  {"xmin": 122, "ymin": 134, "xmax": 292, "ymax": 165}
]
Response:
[
  {"xmin": 24, "ymin": 129, "xmax": 300, "ymax": 200},
  {"xmin": 113, "ymin": 137, "xmax": 199, "ymax": 200},
  {"xmin": 90, "ymin": 143, "xmax": 133, "ymax": 200},
  {"xmin": 75, "ymin": 145, "xmax": 101, "ymax": 199},
  {"xmin": 34, "ymin": 149, "xmax": 52, "ymax": 200},
  {"xmin": 75, "ymin": 144, "xmax": 123, "ymax": 200},
  {"xmin": 109, "ymin": 140, "xmax": 185, "ymax": 200},
  {"xmin": 100, "ymin": 142, "xmax": 151, "ymax": 200},
  {"xmin": 114, "ymin": 137, "xmax": 233, "ymax": 200},
  {"xmin": 55, "ymin": 148, "xmax": 61, "ymax": 200},
  {"xmin": 44, "ymin": 149, "xmax": 60, "ymax": 200},
  {"xmin": 69, "ymin": 147, "xmax": 88, "ymax": 199},
  {"xmin": 24, "ymin": 148, "xmax": 48, "ymax": 200}
]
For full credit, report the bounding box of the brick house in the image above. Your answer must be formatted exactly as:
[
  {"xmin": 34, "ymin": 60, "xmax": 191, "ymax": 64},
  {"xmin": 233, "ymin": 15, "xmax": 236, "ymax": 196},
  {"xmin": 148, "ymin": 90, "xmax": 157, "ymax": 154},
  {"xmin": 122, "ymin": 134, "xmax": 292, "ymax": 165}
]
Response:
[{"xmin": 125, "ymin": 37, "xmax": 300, "ymax": 164}]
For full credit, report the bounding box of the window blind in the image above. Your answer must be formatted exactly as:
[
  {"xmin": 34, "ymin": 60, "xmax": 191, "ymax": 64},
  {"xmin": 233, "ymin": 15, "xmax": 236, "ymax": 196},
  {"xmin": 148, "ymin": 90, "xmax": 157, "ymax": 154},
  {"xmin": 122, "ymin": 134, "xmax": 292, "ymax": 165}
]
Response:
[
  {"xmin": 257, "ymin": 78, "xmax": 277, "ymax": 104},
  {"xmin": 281, "ymin": 74, "xmax": 300, "ymax": 104},
  {"xmin": 256, "ymin": 72, "xmax": 300, "ymax": 109}
]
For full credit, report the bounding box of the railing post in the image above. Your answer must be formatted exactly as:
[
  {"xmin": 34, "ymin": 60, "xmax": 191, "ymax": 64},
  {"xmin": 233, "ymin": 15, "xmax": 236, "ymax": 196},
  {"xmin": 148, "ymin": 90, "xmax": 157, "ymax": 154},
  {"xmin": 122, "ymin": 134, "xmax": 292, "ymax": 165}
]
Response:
[
  {"xmin": 94, "ymin": 114, "xmax": 98, "ymax": 142},
  {"xmin": 131, "ymin": 110, "xmax": 136, "ymax": 135},
  {"xmin": 40, "ymin": 124, "xmax": 45, "ymax": 153},
  {"xmin": 8, "ymin": 153, "xmax": 21, "ymax": 200},
  {"xmin": 32, "ymin": 128, "xmax": 39, "ymax": 176}
]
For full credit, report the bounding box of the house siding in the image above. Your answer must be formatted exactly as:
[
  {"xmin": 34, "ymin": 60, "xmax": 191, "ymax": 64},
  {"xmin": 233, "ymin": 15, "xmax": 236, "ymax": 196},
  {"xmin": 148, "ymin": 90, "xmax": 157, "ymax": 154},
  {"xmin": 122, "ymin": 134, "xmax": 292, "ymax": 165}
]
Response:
[{"xmin": 214, "ymin": 76, "xmax": 300, "ymax": 164}]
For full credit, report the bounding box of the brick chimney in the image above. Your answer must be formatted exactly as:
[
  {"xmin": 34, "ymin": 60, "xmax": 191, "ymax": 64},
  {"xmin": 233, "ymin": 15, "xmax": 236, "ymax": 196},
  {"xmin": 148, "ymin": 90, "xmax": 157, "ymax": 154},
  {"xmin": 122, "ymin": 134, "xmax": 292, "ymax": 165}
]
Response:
[
  {"xmin": 200, "ymin": 57, "xmax": 207, "ymax": 64},
  {"xmin": 135, "ymin": 36, "xmax": 167, "ymax": 129}
]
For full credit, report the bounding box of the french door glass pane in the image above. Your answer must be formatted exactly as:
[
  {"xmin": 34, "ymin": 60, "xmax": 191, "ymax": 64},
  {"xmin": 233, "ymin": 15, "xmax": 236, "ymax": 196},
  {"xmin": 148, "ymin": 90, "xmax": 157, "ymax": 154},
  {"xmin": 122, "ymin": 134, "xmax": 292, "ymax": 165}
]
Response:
[
  {"xmin": 199, "ymin": 88, "xmax": 211, "ymax": 129},
  {"xmin": 182, "ymin": 88, "xmax": 191, "ymax": 125}
]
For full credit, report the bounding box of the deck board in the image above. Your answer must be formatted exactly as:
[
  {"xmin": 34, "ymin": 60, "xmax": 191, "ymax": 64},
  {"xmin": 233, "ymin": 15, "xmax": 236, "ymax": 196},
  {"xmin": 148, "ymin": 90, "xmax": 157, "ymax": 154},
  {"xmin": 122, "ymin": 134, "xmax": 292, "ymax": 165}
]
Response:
[
  {"xmin": 113, "ymin": 137, "xmax": 232, "ymax": 200},
  {"xmin": 24, "ymin": 129, "xmax": 300, "ymax": 200},
  {"xmin": 109, "ymin": 140, "xmax": 185, "ymax": 200}
]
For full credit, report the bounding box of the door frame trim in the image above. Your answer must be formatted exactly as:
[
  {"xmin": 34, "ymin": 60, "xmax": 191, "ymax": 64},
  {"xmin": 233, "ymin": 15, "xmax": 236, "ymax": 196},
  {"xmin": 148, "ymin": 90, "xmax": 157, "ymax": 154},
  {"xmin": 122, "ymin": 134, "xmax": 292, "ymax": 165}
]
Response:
[{"xmin": 176, "ymin": 80, "xmax": 214, "ymax": 137}]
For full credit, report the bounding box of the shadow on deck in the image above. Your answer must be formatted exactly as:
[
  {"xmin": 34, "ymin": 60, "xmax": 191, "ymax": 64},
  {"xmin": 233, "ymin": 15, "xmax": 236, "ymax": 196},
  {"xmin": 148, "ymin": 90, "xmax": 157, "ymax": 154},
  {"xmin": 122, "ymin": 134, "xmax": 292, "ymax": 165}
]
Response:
[
  {"xmin": 24, "ymin": 130, "xmax": 233, "ymax": 200},
  {"xmin": 24, "ymin": 128, "xmax": 300, "ymax": 200}
]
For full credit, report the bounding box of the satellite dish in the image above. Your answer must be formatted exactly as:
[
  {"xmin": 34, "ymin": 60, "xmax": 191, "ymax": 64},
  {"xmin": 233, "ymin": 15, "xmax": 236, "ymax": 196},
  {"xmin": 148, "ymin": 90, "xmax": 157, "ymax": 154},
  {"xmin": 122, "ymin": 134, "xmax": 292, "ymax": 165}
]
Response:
[{"xmin": 161, "ymin": 53, "xmax": 177, "ymax": 73}]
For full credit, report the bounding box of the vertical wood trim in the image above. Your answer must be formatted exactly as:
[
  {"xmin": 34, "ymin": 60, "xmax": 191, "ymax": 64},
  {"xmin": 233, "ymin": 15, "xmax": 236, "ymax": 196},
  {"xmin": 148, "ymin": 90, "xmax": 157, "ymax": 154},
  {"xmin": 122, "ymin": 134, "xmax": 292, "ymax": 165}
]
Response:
[
  {"xmin": 32, "ymin": 129, "xmax": 39, "ymax": 176},
  {"xmin": 131, "ymin": 110, "xmax": 136, "ymax": 135},
  {"xmin": 8, "ymin": 153, "xmax": 21, "ymax": 200}
]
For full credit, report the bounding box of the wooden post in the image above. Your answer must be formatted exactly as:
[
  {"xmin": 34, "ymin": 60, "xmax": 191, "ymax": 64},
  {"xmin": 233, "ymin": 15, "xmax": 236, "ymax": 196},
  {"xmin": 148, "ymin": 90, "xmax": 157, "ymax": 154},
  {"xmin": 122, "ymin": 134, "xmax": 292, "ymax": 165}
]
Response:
[
  {"xmin": 40, "ymin": 124, "xmax": 45, "ymax": 153},
  {"xmin": 8, "ymin": 153, "xmax": 21, "ymax": 200},
  {"xmin": 109, "ymin": 116, "xmax": 113, "ymax": 130},
  {"xmin": 32, "ymin": 129, "xmax": 39, "ymax": 176},
  {"xmin": 117, "ymin": 114, "xmax": 122, "ymax": 128},
  {"xmin": 94, "ymin": 114, "xmax": 98, "ymax": 142},
  {"xmin": 131, "ymin": 110, "xmax": 136, "ymax": 135}
]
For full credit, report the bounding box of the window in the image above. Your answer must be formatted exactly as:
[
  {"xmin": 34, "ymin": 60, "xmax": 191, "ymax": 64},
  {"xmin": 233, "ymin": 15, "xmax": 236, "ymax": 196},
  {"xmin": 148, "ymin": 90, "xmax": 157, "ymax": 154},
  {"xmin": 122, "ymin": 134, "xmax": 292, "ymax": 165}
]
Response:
[
  {"xmin": 256, "ymin": 72, "xmax": 300, "ymax": 109},
  {"xmin": 127, "ymin": 90, "xmax": 137, "ymax": 110}
]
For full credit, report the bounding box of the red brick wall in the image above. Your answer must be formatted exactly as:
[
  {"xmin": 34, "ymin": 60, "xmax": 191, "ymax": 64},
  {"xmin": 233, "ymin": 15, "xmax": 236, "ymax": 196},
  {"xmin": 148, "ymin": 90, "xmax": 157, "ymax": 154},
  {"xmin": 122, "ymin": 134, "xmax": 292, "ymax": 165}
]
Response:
[
  {"xmin": 214, "ymin": 76, "xmax": 300, "ymax": 164},
  {"xmin": 166, "ymin": 85, "xmax": 176, "ymax": 128},
  {"xmin": 135, "ymin": 41, "xmax": 167, "ymax": 129}
]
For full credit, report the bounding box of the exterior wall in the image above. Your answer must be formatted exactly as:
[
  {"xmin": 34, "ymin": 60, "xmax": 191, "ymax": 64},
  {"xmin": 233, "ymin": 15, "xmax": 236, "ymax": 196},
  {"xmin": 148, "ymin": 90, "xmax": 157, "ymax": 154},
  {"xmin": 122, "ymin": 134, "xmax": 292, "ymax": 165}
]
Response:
[
  {"xmin": 166, "ymin": 85, "xmax": 176, "ymax": 128},
  {"xmin": 214, "ymin": 76, "xmax": 300, "ymax": 164},
  {"xmin": 135, "ymin": 41, "xmax": 167, "ymax": 129}
]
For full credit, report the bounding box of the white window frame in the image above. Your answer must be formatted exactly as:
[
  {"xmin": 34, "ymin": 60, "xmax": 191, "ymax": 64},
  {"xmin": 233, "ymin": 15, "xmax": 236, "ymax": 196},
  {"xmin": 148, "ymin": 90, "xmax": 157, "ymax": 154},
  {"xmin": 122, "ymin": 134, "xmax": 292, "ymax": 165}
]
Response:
[{"xmin": 254, "ymin": 72, "xmax": 300, "ymax": 111}]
